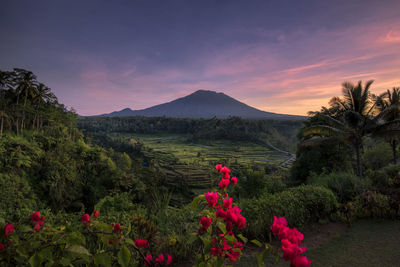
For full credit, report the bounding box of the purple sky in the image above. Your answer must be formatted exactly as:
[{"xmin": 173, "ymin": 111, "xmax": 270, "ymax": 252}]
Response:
[{"xmin": 1, "ymin": 0, "xmax": 400, "ymax": 115}]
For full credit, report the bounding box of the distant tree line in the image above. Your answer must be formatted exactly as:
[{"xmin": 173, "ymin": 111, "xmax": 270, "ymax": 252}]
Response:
[{"xmin": 78, "ymin": 116, "xmax": 303, "ymax": 152}]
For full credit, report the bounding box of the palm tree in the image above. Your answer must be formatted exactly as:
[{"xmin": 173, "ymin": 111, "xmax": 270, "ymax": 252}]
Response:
[
  {"xmin": 373, "ymin": 87, "xmax": 400, "ymax": 164},
  {"xmin": 302, "ymin": 80, "xmax": 375, "ymax": 178}
]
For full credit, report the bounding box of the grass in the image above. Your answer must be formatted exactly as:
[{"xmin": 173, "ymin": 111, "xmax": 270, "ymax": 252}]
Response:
[{"xmin": 237, "ymin": 219, "xmax": 400, "ymax": 267}]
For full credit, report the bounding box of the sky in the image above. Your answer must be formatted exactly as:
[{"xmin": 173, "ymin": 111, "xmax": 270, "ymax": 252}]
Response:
[{"xmin": 1, "ymin": 0, "xmax": 400, "ymax": 116}]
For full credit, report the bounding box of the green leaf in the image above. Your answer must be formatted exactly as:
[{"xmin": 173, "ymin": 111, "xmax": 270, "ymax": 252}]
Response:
[
  {"xmin": 117, "ymin": 246, "xmax": 131, "ymax": 267},
  {"xmin": 190, "ymin": 194, "xmax": 205, "ymax": 210},
  {"xmin": 237, "ymin": 234, "xmax": 248, "ymax": 244},
  {"xmin": 29, "ymin": 253, "xmax": 43, "ymax": 267},
  {"xmin": 59, "ymin": 257, "xmax": 71, "ymax": 266},
  {"xmin": 94, "ymin": 253, "xmax": 112, "ymax": 267},
  {"xmin": 256, "ymin": 252, "xmax": 264, "ymax": 267},
  {"xmin": 125, "ymin": 238, "xmax": 135, "ymax": 246},
  {"xmin": 217, "ymin": 222, "xmax": 226, "ymax": 234},
  {"xmin": 67, "ymin": 231, "xmax": 86, "ymax": 245},
  {"xmin": 67, "ymin": 245, "xmax": 91, "ymax": 256},
  {"xmin": 251, "ymin": 239, "xmax": 263, "ymax": 247},
  {"xmin": 187, "ymin": 234, "xmax": 198, "ymax": 244}
]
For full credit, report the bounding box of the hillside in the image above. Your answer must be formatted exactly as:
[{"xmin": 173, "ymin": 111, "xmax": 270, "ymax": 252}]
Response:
[{"xmin": 99, "ymin": 90, "xmax": 305, "ymax": 120}]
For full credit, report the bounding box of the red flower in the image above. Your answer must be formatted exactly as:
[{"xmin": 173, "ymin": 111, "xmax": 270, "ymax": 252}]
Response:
[
  {"xmin": 200, "ymin": 217, "xmax": 211, "ymax": 230},
  {"xmin": 211, "ymin": 247, "xmax": 223, "ymax": 256},
  {"xmin": 281, "ymin": 239, "xmax": 307, "ymax": 261},
  {"xmin": 287, "ymin": 227, "xmax": 304, "ymax": 245},
  {"xmin": 81, "ymin": 214, "xmax": 90, "ymax": 225},
  {"xmin": 109, "ymin": 239, "xmax": 114, "ymax": 244},
  {"xmin": 222, "ymin": 238, "xmax": 232, "ymax": 251},
  {"xmin": 221, "ymin": 166, "xmax": 231, "ymax": 175},
  {"xmin": 231, "ymin": 176, "xmax": 238, "ymax": 184},
  {"xmin": 30, "ymin": 211, "xmax": 41, "ymax": 222},
  {"xmin": 33, "ymin": 220, "xmax": 45, "ymax": 232},
  {"xmin": 156, "ymin": 254, "xmax": 164, "ymax": 263},
  {"xmin": 166, "ymin": 254, "xmax": 173, "ymax": 265},
  {"xmin": 92, "ymin": 210, "xmax": 99, "ymax": 218},
  {"xmin": 0, "ymin": 243, "xmax": 5, "ymax": 252},
  {"xmin": 145, "ymin": 254, "xmax": 152, "ymax": 266},
  {"xmin": 205, "ymin": 192, "xmax": 219, "ymax": 208},
  {"xmin": 236, "ymin": 215, "xmax": 246, "ymax": 229},
  {"xmin": 216, "ymin": 164, "xmax": 223, "ymax": 172},
  {"xmin": 113, "ymin": 223, "xmax": 122, "ymax": 232},
  {"xmin": 219, "ymin": 179, "xmax": 229, "ymax": 189},
  {"xmin": 233, "ymin": 241, "xmax": 244, "ymax": 250},
  {"xmin": 134, "ymin": 239, "xmax": 149, "ymax": 248},
  {"xmin": 291, "ymin": 255, "xmax": 312, "ymax": 267},
  {"xmin": 216, "ymin": 207, "xmax": 226, "ymax": 219},
  {"xmin": 4, "ymin": 224, "xmax": 14, "ymax": 236},
  {"xmin": 226, "ymin": 250, "xmax": 240, "ymax": 262},
  {"xmin": 223, "ymin": 198, "xmax": 233, "ymax": 210}
]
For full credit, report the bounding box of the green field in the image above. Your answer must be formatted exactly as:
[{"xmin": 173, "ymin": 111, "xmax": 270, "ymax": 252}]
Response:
[{"xmin": 115, "ymin": 133, "xmax": 291, "ymax": 167}]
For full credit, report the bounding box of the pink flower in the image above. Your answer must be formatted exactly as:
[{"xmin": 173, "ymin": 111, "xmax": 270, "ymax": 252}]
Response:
[
  {"xmin": 166, "ymin": 254, "xmax": 173, "ymax": 265},
  {"xmin": 4, "ymin": 224, "xmax": 14, "ymax": 236},
  {"xmin": 30, "ymin": 211, "xmax": 41, "ymax": 222},
  {"xmin": 81, "ymin": 214, "xmax": 90, "ymax": 225},
  {"xmin": 223, "ymin": 198, "xmax": 233, "ymax": 209},
  {"xmin": 287, "ymin": 228, "xmax": 304, "ymax": 245},
  {"xmin": 216, "ymin": 164, "xmax": 223, "ymax": 172},
  {"xmin": 281, "ymin": 239, "xmax": 307, "ymax": 261},
  {"xmin": 216, "ymin": 207, "xmax": 226, "ymax": 219},
  {"xmin": 211, "ymin": 247, "xmax": 223, "ymax": 256},
  {"xmin": 219, "ymin": 179, "xmax": 229, "ymax": 189},
  {"xmin": 134, "ymin": 239, "xmax": 149, "ymax": 248},
  {"xmin": 113, "ymin": 223, "xmax": 122, "ymax": 232},
  {"xmin": 200, "ymin": 217, "xmax": 211, "ymax": 230},
  {"xmin": 291, "ymin": 256, "xmax": 312, "ymax": 267},
  {"xmin": 274, "ymin": 216, "xmax": 288, "ymax": 226},
  {"xmin": 33, "ymin": 220, "xmax": 45, "ymax": 232},
  {"xmin": 92, "ymin": 210, "xmax": 99, "ymax": 218},
  {"xmin": 145, "ymin": 254, "xmax": 153, "ymax": 266},
  {"xmin": 0, "ymin": 243, "xmax": 4, "ymax": 252},
  {"xmin": 221, "ymin": 166, "xmax": 231, "ymax": 175},
  {"xmin": 231, "ymin": 176, "xmax": 238, "ymax": 184},
  {"xmin": 205, "ymin": 192, "xmax": 219, "ymax": 208},
  {"xmin": 156, "ymin": 253, "xmax": 165, "ymax": 263},
  {"xmin": 226, "ymin": 250, "xmax": 240, "ymax": 262},
  {"xmin": 236, "ymin": 215, "xmax": 246, "ymax": 229},
  {"xmin": 234, "ymin": 241, "xmax": 244, "ymax": 250}
]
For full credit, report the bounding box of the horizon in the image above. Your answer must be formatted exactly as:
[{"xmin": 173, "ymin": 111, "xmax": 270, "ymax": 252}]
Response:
[{"xmin": 1, "ymin": 0, "xmax": 400, "ymax": 116}]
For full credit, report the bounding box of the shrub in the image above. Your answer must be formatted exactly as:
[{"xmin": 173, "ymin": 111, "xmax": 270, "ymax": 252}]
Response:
[
  {"xmin": 363, "ymin": 142, "xmax": 392, "ymax": 170},
  {"xmin": 307, "ymin": 171, "xmax": 368, "ymax": 202},
  {"xmin": 241, "ymin": 185, "xmax": 337, "ymax": 239}
]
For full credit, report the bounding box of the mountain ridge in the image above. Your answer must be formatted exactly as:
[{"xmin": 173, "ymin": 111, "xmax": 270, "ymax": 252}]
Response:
[{"xmin": 97, "ymin": 90, "xmax": 305, "ymax": 120}]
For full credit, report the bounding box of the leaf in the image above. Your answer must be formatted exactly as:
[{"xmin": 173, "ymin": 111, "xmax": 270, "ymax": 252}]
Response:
[
  {"xmin": 187, "ymin": 234, "xmax": 198, "ymax": 244},
  {"xmin": 251, "ymin": 239, "xmax": 263, "ymax": 247},
  {"xmin": 190, "ymin": 194, "xmax": 205, "ymax": 211},
  {"xmin": 59, "ymin": 257, "xmax": 71, "ymax": 266},
  {"xmin": 125, "ymin": 238, "xmax": 135, "ymax": 246},
  {"xmin": 217, "ymin": 222, "xmax": 226, "ymax": 234},
  {"xmin": 237, "ymin": 234, "xmax": 248, "ymax": 244},
  {"xmin": 117, "ymin": 245, "xmax": 131, "ymax": 267},
  {"xmin": 29, "ymin": 253, "xmax": 43, "ymax": 267},
  {"xmin": 94, "ymin": 253, "xmax": 112, "ymax": 267},
  {"xmin": 67, "ymin": 245, "xmax": 91, "ymax": 256},
  {"xmin": 256, "ymin": 252, "xmax": 264, "ymax": 267},
  {"xmin": 66, "ymin": 231, "xmax": 86, "ymax": 245}
]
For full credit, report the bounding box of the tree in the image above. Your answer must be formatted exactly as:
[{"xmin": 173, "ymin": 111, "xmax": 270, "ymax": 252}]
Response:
[
  {"xmin": 301, "ymin": 80, "xmax": 375, "ymax": 178},
  {"xmin": 373, "ymin": 87, "xmax": 400, "ymax": 164}
]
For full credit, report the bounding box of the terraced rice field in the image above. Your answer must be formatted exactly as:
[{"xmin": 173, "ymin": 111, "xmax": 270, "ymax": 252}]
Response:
[{"xmin": 110, "ymin": 133, "xmax": 291, "ymax": 205}]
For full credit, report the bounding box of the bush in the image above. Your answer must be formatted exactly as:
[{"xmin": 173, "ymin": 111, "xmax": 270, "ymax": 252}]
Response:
[
  {"xmin": 241, "ymin": 185, "xmax": 337, "ymax": 239},
  {"xmin": 307, "ymin": 171, "xmax": 369, "ymax": 203},
  {"xmin": 363, "ymin": 142, "xmax": 392, "ymax": 170}
]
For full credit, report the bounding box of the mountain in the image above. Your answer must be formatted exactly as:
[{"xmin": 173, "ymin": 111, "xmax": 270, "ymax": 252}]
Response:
[{"xmin": 98, "ymin": 90, "xmax": 305, "ymax": 120}]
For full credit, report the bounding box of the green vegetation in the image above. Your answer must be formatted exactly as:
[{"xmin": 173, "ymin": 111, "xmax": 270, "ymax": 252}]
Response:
[{"xmin": 1, "ymin": 69, "xmax": 399, "ymax": 266}]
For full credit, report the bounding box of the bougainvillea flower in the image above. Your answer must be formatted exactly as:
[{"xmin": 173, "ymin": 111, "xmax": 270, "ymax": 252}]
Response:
[
  {"xmin": 92, "ymin": 210, "xmax": 99, "ymax": 218},
  {"xmin": 281, "ymin": 239, "xmax": 307, "ymax": 261},
  {"xmin": 200, "ymin": 217, "xmax": 212, "ymax": 230},
  {"xmin": 227, "ymin": 250, "xmax": 240, "ymax": 262},
  {"xmin": 4, "ymin": 224, "xmax": 14, "ymax": 236},
  {"xmin": 287, "ymin": 227, "xmax": 304, "ymax": 245},
  {"xmin": 113, "ymin": 223, "xmax": 122, "ymax": 232},
  {"xmin": 216, "ymin": 207, "xmax": 226, "ymax": 219},
  {"xmin": 231, "ymin": 176, "xmax": 238, "ymax": 184},
  {"xmin": 156, "ymin": 254, "xmax": 165, "ymax": 263},
  {"xmin": 81, "ymin": 214, "xmax": 90, "ymax": 225},
  {"xmin": 223, "ymin": 198, "xmax": 233, "ymax": 210},
  {"xmin": 219, "ymin": 179, "xmax": 229, "ymax": 189},
  {"xmin": 0, "ymin": 243, "xmax": 4, "ymax": 252},
  {"xmin": 205, "ymin": 192, "xmax": 219, "ymax": 208},
  {"xmin": 166, "ymin": 254, "xmax": 173, "ymax": 265},
  {"xmin": 216, "ymin": 164, "xmax": 223, "ymax": 172},
  {"xmin": 145, "ymin": 254, "xmax": 153, "ymax": 266},
  {"xmin": 134, "ymin": 239, "xmax": 149, "ymax": 248},
  {"xmin": 291, "ymin": 255, "xmax": 312, "ymax": 267},
  {"xmin": 30, "ymin": 211, "xmax": 41, "ymax": 222}
]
